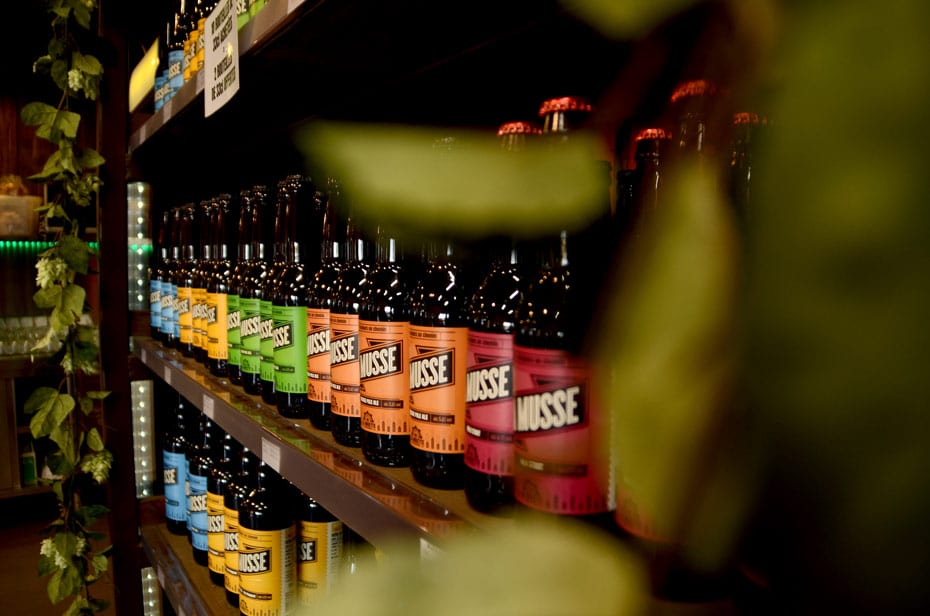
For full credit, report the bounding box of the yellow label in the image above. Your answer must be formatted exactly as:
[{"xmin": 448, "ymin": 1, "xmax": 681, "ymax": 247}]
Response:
[
  {"xmin": 207, "ymin": 292, "xmax": 229, "ymax": 360},
  {"xmin": 207, "ymin": 492, "xmax": 225, "ymax": 576},
  {"xmin": 238, "ymin": 524, "xmax": 296, "ymax": 616},
  {"xmin": 297, "ymin": 520, "xmax": 343, "ymax": 605},
  {"xmin": 223, "ymin": 506, "xmax": 240, "ymax": 595},
  {"xmin": 193, "ymin": 287, "xmax": 207, "ymax": 350},
  {"xmin": 177, "ymin": 286, "xmax": 193, "ymax": 344}
]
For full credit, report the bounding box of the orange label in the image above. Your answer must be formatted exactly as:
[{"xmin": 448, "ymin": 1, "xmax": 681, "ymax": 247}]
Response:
[
  {"xmin": 408, "ymin": 325, "xmax": 468, "ymax": 454},
  {"xmin": 307, "ymin": 308, "xmax": 331, "ymax": 404},
  {"xmin": 177, "ymin": 286, "xmax": 193, "ymax": 344},
  {"xmin": 192, "ymin": 287, "xmax": 207, "ymax": 350},
  {"xmin": 207, "ymin": 491, "xmax": 225, "ymax": 576},
  {"xmin": 330, "ymin": 313, "xmax": 360, "ymax": 419},
  {"xmin": 359, "ymin": 320, "xmax": 408, "ymax": 435}
]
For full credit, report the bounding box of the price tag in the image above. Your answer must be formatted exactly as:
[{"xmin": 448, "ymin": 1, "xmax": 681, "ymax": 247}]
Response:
[
  {"xmin": 141, "ymin": 348, "xmax": 147, "ymax": 363},
  {"xmin": 261, "ymin": 437, "xmax": 281, "ymax": 473},
  {"xmin": 288, "ymin": 0, "xmax": 307, "ymax": 13},
  {"xmin": 204, "ymin": 0, "xmax": 240, "ymax": 117},
  {"xmin": 163, "ymin": 366, "xmax": 172, "ymax": 385},
  {"xmin": 420, "ymin": 538, "xmax": 444, "ymax": 561},
  {"xmin": 203, "ymin": 395, "xmax": 214, "ymax": 419}
]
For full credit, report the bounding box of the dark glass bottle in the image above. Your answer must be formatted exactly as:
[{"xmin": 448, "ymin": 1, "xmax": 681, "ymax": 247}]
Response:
[
  {"xmin": 238, "ymin": 462, "xmax": 297, "ymax": 616},
  {"xmin": 162, "ymin": 207, "xmax": 182, "ymax": 348},
  {"xmin": 239, "ymin": 186, "xmax": 270, "ymax": 396},
  {"xmin": 273, "ymin": 175, "xmax": 323, "ymax": 419},
  {"xmin": 408, "ymin": 237, "xmax": 470, "ymax": 489},
  {"xmin": 330, "ymin": 210, "xmax": 371, "ymax": 447},
  {"xmin": 295, "ymin": 489, "xmax": 343, "ymax": 606},
  {"xmin": 260, "ymin": 182, "xmax": 288, "ymax": 405},
  {"xmin": 189, "ymin": 412, "xmax": 220, "ymax": 566},
  {"xmin": 227, "ymin": 193, "xmax": 249, "ymax": 386},
  {"xmin": 163, "ymin": 392, "xmax": 190, "ymax": 535},
  {"xmin": 192, "ymin": 199, "xmax": 213, "ymax": 365},
  {"xmin": 669, "ymin": 79, "xmax": 721, "ymax": 169},
  {"xmin": 224, "ymin": 447, "xmax": 258, "ymax": 608},
  {"xmin": 629, "ymin": 127, "xmax": 672, "ymax": 233},
  {"xmin": 305, "ymin": 179, "xmax": 345, "ymax": 431},
  {"xmin": 166, "ymin": 0, "xmax": 189, "ymax": 95},
  {"xmin": 176, "ymin": 204, "xmax": 197, "ymax": 357},
  {"xmin": 463, "ymin": 235, "xmax": 524, "ymax": 513},
  {"xmin": 207, "ymin": 193, "xmax": 235, "ymax": 378},
  {"xmin": 149, "ymin": 209, "xmax": 168, "ymax": 339},
  {"xmin": 726, "ymin": 111, "xmax": 768, "ymax": 223},
  {"xmin": 207, "ymin": 431, "xmax": 242, "ymax": 586},
  {"xmin": 359, "ymin": 223, "xmax": 411, "ymax": 467}
]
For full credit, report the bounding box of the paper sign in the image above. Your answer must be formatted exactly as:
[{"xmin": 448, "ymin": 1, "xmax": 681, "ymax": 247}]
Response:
[
  {"xmin": 141, "ymin": 348, "xmax": 147, "ymax": 364},
  {"xmin": 164, "ymin": 366, "xmax": 171, "ymax": 385},
  {"xmin": 203, "ymin": 395, "xmax": 214, "ymax": 419},
  {"xmin": 288, "ymin": 0, "xmax": 307, "ymax": 13},
  {"xmin": 204, "ymin": 0, "xmax": 240, "ymax": 117},
  {"xmin": 262, "ymin": 437, "xmax": 281, "ymax": 473}
]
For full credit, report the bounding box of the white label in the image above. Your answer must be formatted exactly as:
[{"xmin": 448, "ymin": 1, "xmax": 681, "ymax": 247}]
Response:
[
  {"xmin": 261, "ymin": 437, "xmax": 281, "ymax": 473},
  {"xmin": 287, "ymin": 0, "xmax": 307, "ymax": 13},
  {"xmin": 420, "ymin": 538, "xmax": 443, "ymax": 561},
  {"xmin": 141, "ymin": 348, "xmax": 148, "ymax": 363},
  {"xmin": 203, "ymin": 395, "xmax": 214, "ymax": 419},
  {"xmin": 164, "ymin": 366, "xmax": 172, "ymax": 385},
  {"xmin": 204, "ymin": 0, "xmax": 240, "ymax": 117}
]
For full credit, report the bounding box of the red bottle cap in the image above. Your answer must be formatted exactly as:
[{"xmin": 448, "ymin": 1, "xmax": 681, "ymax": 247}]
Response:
[
  {"xmin": 733, "ymin": 112, "xmax": 768, "ymax": 125},
  {"xmin": 538, "ymin": 96, "xmax": 593, "ymax": 117},
  {"xmin": 670, "ymin": 80, "xmax": 717, "ymax": 103},
  {"xmin": 634, "ymin": 127, "xmax": 672, "ymax": 141},
  {"xmin": 497, "ymin": 121, "xmax": 542, "ymax": 136}
]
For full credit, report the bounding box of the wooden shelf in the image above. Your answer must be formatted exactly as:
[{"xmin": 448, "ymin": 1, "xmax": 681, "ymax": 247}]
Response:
[{"xmin": 133, "ymin": 335, "xmax": 511, "ymax": 554}]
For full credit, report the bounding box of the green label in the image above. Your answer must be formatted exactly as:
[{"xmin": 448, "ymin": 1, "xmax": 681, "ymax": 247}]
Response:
[
  {"xmin": 260, "ymin": 299, "xmax": 275, "ymax": 383},
  {"xmin": 273, "ymin": 304, "xmax": 308, "ymax": 394},
  {"xmin": 240, "ymin": 297, "xmax": 262, "ymax": 376},
  {"xmin": 227, "ymin": 294, "xmax": 241, "ymax": 367}
]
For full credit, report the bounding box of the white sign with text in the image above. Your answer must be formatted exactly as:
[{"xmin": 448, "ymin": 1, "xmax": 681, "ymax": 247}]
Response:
[{"xmin": 204, "ymin": 0, "xmax": 240, "ymax": 117}]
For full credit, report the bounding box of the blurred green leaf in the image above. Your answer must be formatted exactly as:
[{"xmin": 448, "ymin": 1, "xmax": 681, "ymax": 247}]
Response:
[{"xmin": 560, "ymin": 0, "xmax": 700, "ymax": 38}]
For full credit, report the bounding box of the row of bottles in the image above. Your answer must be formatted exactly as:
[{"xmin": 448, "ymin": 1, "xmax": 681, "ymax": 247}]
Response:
[
  {"xmin": 155, "ymin": 0, "xmax": 268, "ymax": 111},
  {"xmin": 162, "ymin": 392, "xmax": 376, "ymax": 614}
]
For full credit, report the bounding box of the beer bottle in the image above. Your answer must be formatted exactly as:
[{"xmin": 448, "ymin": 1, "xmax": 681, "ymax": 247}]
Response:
[
  {"xmin": 305, "ymin": 179, "xmax": 345, "ymax": 431},
  {"xmin": 150, "ymin": 209, "xmax": 170, "ymax": 340},
  {"xmin": 162, "ymin": 207, "xmax": 182, "ymax": 348},
  {"xmin": 238, "ymin": 462, "xmax": 297, "ymax": 616},
  {"xmin": 227, "ymin": 192, "xmax": 250, "ymax": 386},
  {"xmin": 207, "ymin": 194, "xmax": 235, "ymax": 378},
  {"xmin": 512, "ymin": 96, "xmax": 614, "ymax": 521},
  {"xmin": 167, "ymin": 0, "xmax": 188, "ymax": 96},
  {"xmin": 260, "ymin": 181, "xmax": 288, "ymax": 405},
  {"xmin": 273, "ymin": 175, "xmax": 323, "ymax": 418},
  {"xmin": 207, "ymin": 431, "xmax": 242, "ymax": 586},
  {"xmin": 669, "ymin": 79, "xmax": 722, "ymax": 170},
  {"xmin": 192, "ymin": 199, "xmax": 213, "ymax": 365},
  {"xmin": 182, "ymin": 0, "xmax": 198, "ymax": 83},
  {"xmin": 224, "ymin": 447, "xmax": 258, "ymax": 608},
  {"xmin": 189, "ymin": 412, "xmax": 221, "ymax": 566},
  {"xmin": 726, "ymin": 111, "xmax": 768, "ymax": 223},
  {"xmin": 176, "ymin": 204, "xmax": 197, "ymax": 358},
  {"xmin": 330, "ymin": 208, "xmax": 371, "ymax": 447},
  {"xmin": 295, "ymin": 490, "xmax": 343, "ymax": 606},
  {"xmin": 629, "ymin": 127, "xmax": 672, "ymax": 232},
  {"xmin": 163, "ymin": 392, "xmax": 191, "ymax": 535},
  {"xmin": 359, "ymin": 222, "xmax": 411, "ymax": 466},
  {"xmin": 239, "ymin": 186, "xmax": 271, "ymax": 396},
  {"xmin": 409, "ymin": 236, "xmax": 471, "ymax": 489}
]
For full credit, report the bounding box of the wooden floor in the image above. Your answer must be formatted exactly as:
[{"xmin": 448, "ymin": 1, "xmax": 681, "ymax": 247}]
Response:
[{"xmin": 0, "ymin": 492, "xmax": 116, "ymax": 615}]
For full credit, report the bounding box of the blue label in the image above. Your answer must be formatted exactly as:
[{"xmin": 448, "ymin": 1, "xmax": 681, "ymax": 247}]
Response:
[
  {"xmin": 160, "ymin": 283, "xmax": 175, "ymax": 336},
  {"xmin": 168, "ymin": 50, "xmax": 184, "ymax": 90},
  {"xmin": 163, "ymin": 450, "xmax": 187, "ymax": 523},
  {"xmin": 185, "ymin": 456, "xmax": 191, "ymax": 530},
  {"xmin": 150, "ymin": 279, "xmax": 162, "ymax": 328},
  {"xmin": 189, "ymin": 473, "xmax": 209, "ymax": 551}
]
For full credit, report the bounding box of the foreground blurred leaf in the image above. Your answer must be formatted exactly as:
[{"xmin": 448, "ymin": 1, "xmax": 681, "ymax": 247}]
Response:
[
  {"xmin": 561, "ymin": 0, "xmax": 700, "ymax": 38},
  {"xmin": 296, "ymin": 122, "xmax": 608, "ymax": 239}
]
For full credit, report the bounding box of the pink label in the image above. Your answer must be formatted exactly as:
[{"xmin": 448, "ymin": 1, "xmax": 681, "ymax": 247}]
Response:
[
  {"xmin": 513, "ymin": 345, "xmax": 612, "ymax": 515},
  {"xmin": 465, "ymin": 330, "xmax": 515, "ymax": 477}
]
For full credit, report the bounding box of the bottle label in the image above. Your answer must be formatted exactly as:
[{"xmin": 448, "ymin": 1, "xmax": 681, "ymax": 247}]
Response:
[
  {"xmin": 150, "ymin": 279, "xmax": 161, "ymax": 329},
  {"xmin": 260, "ymin": 299, "xmax": 275, "ymax": 383},
  {"xmin": 207, "ymin": 491, "xmax": 225, "ymax": 576},
  {"xmin": 207, "ymin": 292, "xmax": 229, "ymax": 360},
  {"xmin": 163, "ymin": 450, "xmax": 186, "ymax": 523},
  {"xmin": 238, "ymin": 524, "xmax": 296, "ymax": 616},
  {"xmin": 408, "ymin": 325, "xmax": 468, "ymax": 454},
  {"xmin": 359, "ymin": 320, "xmax": 408, "ymax": 435},
  {"xmin": 273, "ymin": 304, "xmax": 308, "ymax": 394},
  {"xmin": 330, "ymin": 313, "xmax": 360, "ymax": 418},
  {"xmin": 297, "ymin": 520, "xmax": 343, "ymax": 605},
  {"xmin": 228, "ymin": 294, "xmax": 241, "ymax": 367},
  {"xmin": 174, "ymin": 285, "xmax": 181, "ymax": 340},
  {"xmin": 168, "ymin": 49, "xmax": 183, "ymax": 91},
  {"xmin": 192, "ymin": 286, "xmax": 207, "ymax": 351},
  {"xmin": 512, "ymin": 345, "xmax": 614, "ymax": 515},
  {"xmin": 159, "ymin": 284, "xmax": 175, "ymax": 336},
  {"xmin": 223, "ymin": 506, "xmax": 241, "ymax": 595},
  {"xmin": 615, "ymin": 479, "xmax": 665, "ymax": 542},
  {"xmin": 240, "ymin": 297, "xmax": 262, "ymax": 376},
  {"xmin": 465, "ymin": 331, "xmax": 515, "ymax": 477},
  {"xmin": 307, "ymin": 308, "xmax": 331, "ymax": 403},
  {"xmin": 177, "ymin": 286, "xmax": 193, "ymax": 344},
  {"xmin": 189, "ymin": 472, "xmax": 209, "ymax": 551}
]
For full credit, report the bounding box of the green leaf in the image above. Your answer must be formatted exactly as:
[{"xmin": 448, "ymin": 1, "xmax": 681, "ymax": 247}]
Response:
[
  {"xmin": 34, "ymin": 285, "xmax": 63, "ymax": 309},
  {"xmin": 72, "ymin": 5, "xmax": 92, "ymax": 29},
  {"xmin": 79, "ymin": 397, "xmax": 93, "ymax": 415},
  {"xmin": 48, "ymin": 37, "xmax": 64, "ymax": 58},
  {"xmin": 86, "ymin": 390, "xmax": 110, "ymax": 400},
  {"xmin": 89, "ymin": 598, "xmax": 110, "ymax": 612},
  {"xmin": 58, "ymin": 566, "xmax": 83, "ymax": 604},
  {"xmin": 51, "ymin": 59, "xmax": 69, "ymax": 94},
  {"xmin": 20, "ymin": 101, "xmax": 57, "ymax": 127},
  {"xmin": 50, "ymin": 305, "xmax": 76, "ymax": 331},
  {"xmin": 85, "ymin": 427, "xmax": 104, "ymax": 452},
  {"xmin": 60, "ymin": 236, "xmax": 91, "ymax": 274},
  {"xmin": 29, "ymin": 150, "xmax": 64, "ymax": 182},
  {"xmin": 91, "ymin": 554, "xmax": 107, "ymax": 575},
  {"xmin": 75, "ymin": 148, "xmax": 105, "ymax": 169},
  {"xmin": 47, "ymin": 569, "xmax": 64, "ymax": 604},
  {"xmin": 72, "ymin": 52, "xmax": 103, "ymax": 77},
  {"xmin": 56, "ymin": 110, "xmax": 81, "ymax": 140},
  {"xmin": 24, "ymin": 386, "xmax": 60, "ymax": 416},
  {"xmin": 61, "ymin": 283, "xmax": 87, "ymax": 318},
  {"xmin": 46, "ymin": 451, "xmax": 74, "ymax": 477},
  {"xmin": 51, "ymin": 422, "xmax": 77, "ymax": 466},
  {"xmin": 38, "ymin": 553, "xmax": 57, "ymax": 577},
  {"xmin": 63, "ymin": 596, "xmax": 90, "ymax": 616},
  {"xmin": 30, "ymin": 390, "xmax": 75, "ymax": 439}
]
